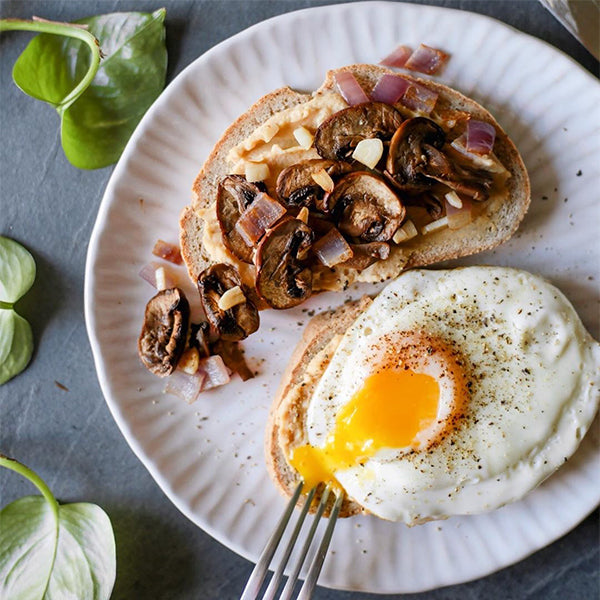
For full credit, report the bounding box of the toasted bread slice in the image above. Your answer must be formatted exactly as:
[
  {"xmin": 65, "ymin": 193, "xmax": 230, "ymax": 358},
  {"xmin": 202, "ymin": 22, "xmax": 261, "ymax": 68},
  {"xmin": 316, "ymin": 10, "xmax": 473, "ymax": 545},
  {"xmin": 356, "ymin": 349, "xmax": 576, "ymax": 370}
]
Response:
[
  {"xmin": 265, "ymin": 298, "xmax": 372, "ymax": 517},
  {"xmin": 180, "ymin": 64, "xmax": 530, "ymax": 291}
]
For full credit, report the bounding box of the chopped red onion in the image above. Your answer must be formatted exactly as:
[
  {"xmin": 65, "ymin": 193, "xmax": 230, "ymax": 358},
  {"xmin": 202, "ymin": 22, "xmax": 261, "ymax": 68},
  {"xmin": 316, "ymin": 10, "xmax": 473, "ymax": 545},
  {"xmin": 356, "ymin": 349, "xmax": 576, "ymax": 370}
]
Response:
[
  {"xmin": 466, "ymin": 119, "xmax": 496, "ymax": 155},
  {"xmin": 371, "ymin": 74, "xmax": 412, "ymax": 104},
  {"xmin": 313, "ymin": 228, "xmax": 353, "ymax": 267},
  {"xmin": 334, "ymin": 71, "xmax": 370, "ymax": 106},
  {"xmin": 139, "ymin": 261, "xmax": 176, "ymax": 289},
  {"xmin": 152, "ymin": 239, "xmax": 182, "ymax": 265},
  {"xmin": 199, "ymin": 355, "xmax": 231, "ymax": 391},
  {"xmin": 400, "ymin": 80, "xmax": 439, "ymax": 114},
  {"xmin": 379, "ymin": 45, "xmax": 412, "ymax": 68},
  {"xmin": 164, "ymin": 369, "xmax": 205, "ymax": 404},
  {"xmin": 405, "ymin": 44, "xmax": 450, "ymax": 75},
  {"xmin": 235, "ymin": 193, "xmax": 286, "ymax": 246},
  {"xmin": 445, "ymin": 196, "xmax": 473, "ymax": 230}
]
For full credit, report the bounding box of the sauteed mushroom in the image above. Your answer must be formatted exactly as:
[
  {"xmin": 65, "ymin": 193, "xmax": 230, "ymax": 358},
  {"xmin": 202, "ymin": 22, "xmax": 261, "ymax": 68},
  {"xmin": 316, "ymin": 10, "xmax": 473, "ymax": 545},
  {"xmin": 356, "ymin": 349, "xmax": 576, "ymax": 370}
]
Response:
[
  {"xmin": 386, "ymin": 117, "xmax": 446, "ymax": 192},
  {"xmin": 276, "ymin": 159, "xmax": 353, "ymax": 208},
  {"xmin": 387, "ymin": 117, "xmax": 491, "ymax": 201},
  {"xmin": 314, "ymin": 102, "xmax": 403, "ymax": 160},
  {"xmin": 255, "ymin": 218, "xmax": 314, "ymax": 309},
  {"xmin": 418, "ymin": 144, "xmax": 491, "ymax": 201},
  {"xmin": 216, "ymin": 175, "xmax": 266, "ymax": 263},
  {"xmin": 323, "ymin": 172, "xmax": 405, "ymax": 243},
  {"xmin": 198, "ymin": 263, "xmax": 259, "ymax": 341},
  {"xmin": 138, "ymin": 288, "xmax": 190, "ymax": 377}
]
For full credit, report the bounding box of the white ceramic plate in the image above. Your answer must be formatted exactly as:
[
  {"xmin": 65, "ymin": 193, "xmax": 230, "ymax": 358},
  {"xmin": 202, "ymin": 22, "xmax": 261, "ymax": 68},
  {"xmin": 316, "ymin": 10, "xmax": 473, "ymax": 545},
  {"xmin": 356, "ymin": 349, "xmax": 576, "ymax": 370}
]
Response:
[{"xmin": 85, "ymin": 2, "xmax": 600, "ymax": 593}]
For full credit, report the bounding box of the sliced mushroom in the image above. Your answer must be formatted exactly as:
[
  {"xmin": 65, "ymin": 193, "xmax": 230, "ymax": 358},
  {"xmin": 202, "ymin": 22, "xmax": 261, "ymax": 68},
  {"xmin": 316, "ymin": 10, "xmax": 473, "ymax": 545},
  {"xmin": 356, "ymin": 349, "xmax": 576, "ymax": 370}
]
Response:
[
  {"xmin": 314, "ymin": 102, "xmax": 403, "ymax": 160},
  {"xmin": 138, "ymin": 288, "xmax": 190, "ymax": 377},
  {"xmin": 322, "ymin": 172, "xmax": 405, "ymax": 243},
  {"xmin": 386, "ymin": 117, "xmax": 446, "ymax": 193},
  {"xmin": 255, "ymin": 218, "xmax": 314, "ymax": 309},
  {"xmin": 419, "ymin": 144, "xmax": 492, "ymax": 201},
  {"xmin": 341, "ymin": 242, "xmax": 390, "ymax": 271},
  {"xmin": 216, "ymin": 175, "xmax": 266, "ymax": 263},
  {"xmin": 197, "ymin": 264, "xmax": 259, "ymax": 341},
  {"xmin": 276, "ymin": 159, "xmax": 354, "ymax": 208},
  {"xmin": 387, "ymin": 117, "xmax": 491, "ymax": 201}
]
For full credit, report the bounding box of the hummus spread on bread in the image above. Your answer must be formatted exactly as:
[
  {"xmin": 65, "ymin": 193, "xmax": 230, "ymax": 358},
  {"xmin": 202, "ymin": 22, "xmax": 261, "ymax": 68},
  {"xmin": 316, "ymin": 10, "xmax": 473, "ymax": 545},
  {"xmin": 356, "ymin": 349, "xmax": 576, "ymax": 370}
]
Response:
[{"xmin": 180, "ymin": 64, "xmax": 530, "ymax": 315}]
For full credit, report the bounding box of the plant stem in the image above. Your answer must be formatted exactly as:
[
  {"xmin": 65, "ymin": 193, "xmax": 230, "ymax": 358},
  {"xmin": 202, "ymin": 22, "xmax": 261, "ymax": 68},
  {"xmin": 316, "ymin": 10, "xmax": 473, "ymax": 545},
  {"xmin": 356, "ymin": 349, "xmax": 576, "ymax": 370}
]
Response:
[
  {"xmin": 0, "ymin": 18, "xmax": 101, "ymax": 112},
  {"xmin": 0, "ymin": 454, "xmax": 59, "ymax": 519}
]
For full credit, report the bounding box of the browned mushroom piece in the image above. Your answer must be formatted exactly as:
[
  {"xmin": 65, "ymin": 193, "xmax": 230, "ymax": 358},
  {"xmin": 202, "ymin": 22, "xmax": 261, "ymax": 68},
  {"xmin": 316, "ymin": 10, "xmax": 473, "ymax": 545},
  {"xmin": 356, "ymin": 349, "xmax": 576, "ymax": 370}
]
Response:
[
  {"xmin": 138, "ymin": 288, "xmax": 190, "ymax": 377},
  {"xmin": 216, "ymin": 175, "xmax": 266, "ymax": 263},
  {"xmin": 197, "ymin": 263, "xmax": 259, "ymax": 341},
  {"xmin": 387, "ymin": 117, "xmax": 491, "ymax": 201},
  {"xmin": 255, "ymin": 218, "xmax": 314, "ymax": 309},
  {"xmin": 276, "ymin": 159, "xmax": 354, "ymax": 208},
  {"xmin": 322, "ymin": 172, "xmax": 405, "ymax": 243},
  {"xmin": 418, "ymin": 144, "xmax": 492, "ymax": 202},
  {"xmin": 314, "ymin": 102, "xmax": 403, "ymax": 160},
  {"xmin": 386, "ymin": 117, "xmax": 446, "ymax": 193},
  {"xmin": 341, "ymin": 242, "xmax": 390, "ymax": 271}
]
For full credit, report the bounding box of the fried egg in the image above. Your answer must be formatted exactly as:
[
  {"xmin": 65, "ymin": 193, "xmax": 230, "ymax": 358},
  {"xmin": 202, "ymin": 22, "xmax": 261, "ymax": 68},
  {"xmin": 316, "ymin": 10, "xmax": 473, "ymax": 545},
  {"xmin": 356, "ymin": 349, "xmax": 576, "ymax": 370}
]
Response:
[{"xmin": 287, "ymin": 267, "xmax": 600, "ymax": 523}]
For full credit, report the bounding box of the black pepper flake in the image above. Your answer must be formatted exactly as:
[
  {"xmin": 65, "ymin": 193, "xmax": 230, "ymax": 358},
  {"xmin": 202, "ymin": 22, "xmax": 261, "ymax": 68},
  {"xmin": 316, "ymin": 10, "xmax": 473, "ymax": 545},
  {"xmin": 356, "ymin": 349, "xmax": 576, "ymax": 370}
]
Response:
[{"xmin": 576, "ymin": 170, "xmax": 582, "ymax": 176}]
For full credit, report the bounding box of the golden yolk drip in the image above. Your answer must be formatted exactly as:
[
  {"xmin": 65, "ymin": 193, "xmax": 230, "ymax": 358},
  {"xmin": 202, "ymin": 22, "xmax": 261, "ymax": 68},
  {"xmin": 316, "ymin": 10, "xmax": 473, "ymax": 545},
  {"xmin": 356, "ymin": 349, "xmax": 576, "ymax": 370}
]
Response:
[{"xmin": 289, "ymin": 368, "xmax": 439, "ymax": 489}]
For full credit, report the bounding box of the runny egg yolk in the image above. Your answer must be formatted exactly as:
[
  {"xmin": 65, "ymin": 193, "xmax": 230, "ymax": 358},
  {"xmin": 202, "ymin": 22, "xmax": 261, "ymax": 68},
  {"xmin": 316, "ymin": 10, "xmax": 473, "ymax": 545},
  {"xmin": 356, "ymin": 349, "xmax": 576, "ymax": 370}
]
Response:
[{"xmin": 289, "ymin": 367, "xmax": 440, "ymax": 490}]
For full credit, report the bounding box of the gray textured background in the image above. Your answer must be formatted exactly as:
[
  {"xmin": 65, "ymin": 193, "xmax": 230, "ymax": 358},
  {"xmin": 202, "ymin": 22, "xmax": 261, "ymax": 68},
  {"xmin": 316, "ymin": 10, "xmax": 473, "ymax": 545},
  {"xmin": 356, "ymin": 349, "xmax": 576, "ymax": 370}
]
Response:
[{"xmin": 0, "ymin": 1, "xmax": 598, "ymax": 599}]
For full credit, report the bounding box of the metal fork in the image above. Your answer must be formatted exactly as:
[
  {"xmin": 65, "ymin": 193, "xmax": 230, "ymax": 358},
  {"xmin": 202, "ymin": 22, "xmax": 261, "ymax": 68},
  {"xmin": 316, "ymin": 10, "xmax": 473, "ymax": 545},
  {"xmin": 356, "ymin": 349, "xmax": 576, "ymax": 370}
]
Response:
[{"xmin": 240, "ymin": 482, "xmax": 344, "ymax": 600}]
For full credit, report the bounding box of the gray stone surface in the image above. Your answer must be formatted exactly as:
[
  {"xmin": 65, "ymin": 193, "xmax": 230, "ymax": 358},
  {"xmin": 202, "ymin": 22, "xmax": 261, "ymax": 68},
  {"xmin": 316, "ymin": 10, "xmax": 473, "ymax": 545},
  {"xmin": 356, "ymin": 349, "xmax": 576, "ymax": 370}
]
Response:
[{"xmin": 0, "ymin": 1, "xmax": 598, "ymax": 598}]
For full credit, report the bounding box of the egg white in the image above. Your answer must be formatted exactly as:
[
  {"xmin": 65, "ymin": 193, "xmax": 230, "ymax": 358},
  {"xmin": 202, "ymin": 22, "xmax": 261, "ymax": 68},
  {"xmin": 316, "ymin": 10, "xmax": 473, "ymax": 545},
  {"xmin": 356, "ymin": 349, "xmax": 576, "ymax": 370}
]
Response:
[{"xmin": 305, "ymin": 267, "xmax": 600, "ymax": 523}]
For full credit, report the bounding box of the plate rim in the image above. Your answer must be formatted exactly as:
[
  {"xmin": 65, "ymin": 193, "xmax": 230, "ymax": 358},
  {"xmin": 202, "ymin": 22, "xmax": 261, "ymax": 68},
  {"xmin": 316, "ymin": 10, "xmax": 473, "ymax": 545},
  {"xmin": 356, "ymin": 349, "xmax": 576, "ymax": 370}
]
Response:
[{"xmin": 84, "ymin": 1, "xmax": 600, "ymax": 593}]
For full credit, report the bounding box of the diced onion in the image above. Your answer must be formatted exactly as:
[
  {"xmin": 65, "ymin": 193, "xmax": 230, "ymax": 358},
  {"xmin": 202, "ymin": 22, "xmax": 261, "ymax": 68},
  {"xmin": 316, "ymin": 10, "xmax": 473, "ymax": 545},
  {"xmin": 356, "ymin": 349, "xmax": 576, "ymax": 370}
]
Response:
[
  {"xmin": 235, "ymin": 193, "xmax": 286, "ymax": 246},
  {"xmin": 445, "ymin": 197, "xmax": 473, "ymax": 230},
  {"xmin": 164, "ymin": 369, "xmax": 205, "ymax": 404},
  {"xmin": 421, "ymin": 216, "xmax": 448, "ymax": 235},
  {"xmin": 392, "ymin": 219, "xmax": 418, "ymax": 243},
  {"xmin": 139, "ymin": 261, "xmax": 176, "ymax": 289},
  {"xmin": 245, "ymin": 162, "xmax": 270, "ymax": 183},
  {"xmin": 199, "ymin": 355, "xmax": 231, "ymax": 391},
  {"xmin": 313, "ymin": 228, "xmax": 353, "ymax": 267},
  {"xmin": 400, "ymin": 80, "xmax": 439, "ymax": 115},
  {"xmin": 466, "ymin": 119, "xmax": 496, "ymax": 155},
  {"xmin": 152, "ymin": 239, "xmax": 182, "ymax": 265},
  {"xmin": 405, "ymin": 44, "xmax": 450, "ymax": 75},
  {"xmin": 379, "ymin": 45, "xmax": 412, "ymax": 68},
  {"xmin": 334, "ymin": 71, "xmax": 370, "ymax": 106},
  {"xmin": 371, "ymin": 74, "xmax": 412, "ymax": 104},
  {"xmin": 352, "ymin": 138, "xmax": 384, "ymax": 169}
]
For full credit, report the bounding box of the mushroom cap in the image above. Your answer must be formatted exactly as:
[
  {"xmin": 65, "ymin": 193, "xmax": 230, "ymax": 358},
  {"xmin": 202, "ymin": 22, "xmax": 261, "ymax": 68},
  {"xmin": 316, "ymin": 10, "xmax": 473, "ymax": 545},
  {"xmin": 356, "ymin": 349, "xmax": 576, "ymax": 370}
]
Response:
[
  {"xmin": 255, "ymin": 218, "xmax": 314, "ymax": 309},
  {"xmin": 314, "ymin": 102, "xmax": 403, "ymax": 160},
  {"xmin": 386, "ymin": 117, "xmax": 446, "ymax": 193},
  {"xmin": 138, "ymin": 288, "xmax": 190, "ymax": 377},
  {"xmin": 216, "ymin": 175, "xmax": 265, "ymax": 263},
  {"xmin": 198, "ymin": 263, "xmax": 259, "ymax": 341},
  {"xmin": 276, "ymin": 159, "xmax": 354, "ymax": 208},
  {"xmin": 323, "ymin": 172, "xmax": 405, "ymax": 243}
]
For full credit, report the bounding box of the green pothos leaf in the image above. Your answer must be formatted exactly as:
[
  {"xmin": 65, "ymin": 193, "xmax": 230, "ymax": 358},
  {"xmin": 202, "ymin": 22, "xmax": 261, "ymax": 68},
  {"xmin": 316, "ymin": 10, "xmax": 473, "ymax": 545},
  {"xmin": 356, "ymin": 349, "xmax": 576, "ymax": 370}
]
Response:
[
  {"xmin": 8, "ymin": 9, "xmax": 167, "ymax": 169},
  {"xmin": 0, "ymin": 310, "xmax": 33, "ymax": 385},
  {"xmin": 0, "ymin": 237, "xmax": 35, "ymax": 384},
  {"xmin": 0, "ymin": 457, "xmax": 116, "ymax": 600}
]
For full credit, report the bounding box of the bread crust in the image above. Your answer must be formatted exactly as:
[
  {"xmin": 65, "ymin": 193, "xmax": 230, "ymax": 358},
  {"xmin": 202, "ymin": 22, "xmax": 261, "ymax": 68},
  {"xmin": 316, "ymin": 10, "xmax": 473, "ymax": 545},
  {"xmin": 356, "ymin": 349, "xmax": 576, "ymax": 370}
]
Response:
[
  {"xmin": 180, "ymin": 63, "xmax": 530, "ymax": 288},
  {"xmin": 265, "ymin": 298, "xmax": 373, "ymax": 516}
]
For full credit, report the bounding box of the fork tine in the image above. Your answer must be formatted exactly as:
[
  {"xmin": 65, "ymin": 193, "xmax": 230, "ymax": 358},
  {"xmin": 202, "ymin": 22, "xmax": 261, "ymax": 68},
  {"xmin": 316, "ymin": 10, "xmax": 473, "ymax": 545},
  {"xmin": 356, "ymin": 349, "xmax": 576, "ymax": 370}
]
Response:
[
  {"xmin": 240, "ymin": 482, "xmax": 304, "ymax": 600},
  {"xmin": 296, "ymin": 489, "xmax": 344, "ymax": 600},
  {"xmin": 278, "ymin": 485, "xmax": 332, "ymax": 600},
  {"xmin": 262, "ymin": 486, "xmax": 316, "ymax": 600}
]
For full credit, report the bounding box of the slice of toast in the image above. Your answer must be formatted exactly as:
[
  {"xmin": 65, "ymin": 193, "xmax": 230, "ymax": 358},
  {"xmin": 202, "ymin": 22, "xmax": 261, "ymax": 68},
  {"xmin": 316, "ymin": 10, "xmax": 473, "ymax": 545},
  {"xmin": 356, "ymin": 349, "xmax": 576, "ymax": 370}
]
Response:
[
  {"xmin": 180, "ymin": 63, "xmax": 530, "ymax": 290},
  {"xmin": 265, "ymin": 298, "xmax": 372, "ymax": 517}
]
